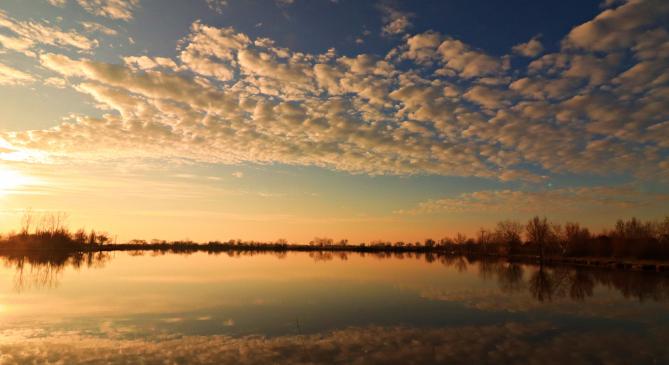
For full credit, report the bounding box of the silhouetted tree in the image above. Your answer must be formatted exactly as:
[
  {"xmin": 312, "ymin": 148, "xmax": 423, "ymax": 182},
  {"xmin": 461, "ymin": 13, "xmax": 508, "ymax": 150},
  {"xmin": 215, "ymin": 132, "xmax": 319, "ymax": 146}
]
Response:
[
  {"xmin": 494, "ymin": 220, "xmax": 523, "ymax": 255},
  {"xmin": 563, "ymin": 222, "xmax": 591, "ymax": 256},
  {"xmin": 20, "ymin": 209, "xmax": 33, "ymax": 236},
  {"xmin": 476, "ymin": 229, "xmax": 494, "ymax": 253},
  {"xmin": 526, "ymin": 216, "xmax": 551, "ymax": 260},
  {"xmin": 74, "ymin": 229, "xmax": 87, "ymax": 244}
]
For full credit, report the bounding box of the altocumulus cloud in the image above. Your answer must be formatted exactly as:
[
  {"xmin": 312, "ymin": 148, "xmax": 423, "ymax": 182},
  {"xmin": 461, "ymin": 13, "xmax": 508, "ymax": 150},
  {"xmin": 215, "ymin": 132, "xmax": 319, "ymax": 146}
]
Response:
[
  {"xmin": 1, "ymin": 0, "xmax": 668, "ymax": 186},
  {"xmin": 0, "ymin": 9, "xmax": 98, "ymax": 56},
  {"xmin": 396, "ymin": 186, "xmax": 669, "ymax": 215},
  {"xmin": 46, "ymin": 0, "xmax": 141, "ymax": 21}
]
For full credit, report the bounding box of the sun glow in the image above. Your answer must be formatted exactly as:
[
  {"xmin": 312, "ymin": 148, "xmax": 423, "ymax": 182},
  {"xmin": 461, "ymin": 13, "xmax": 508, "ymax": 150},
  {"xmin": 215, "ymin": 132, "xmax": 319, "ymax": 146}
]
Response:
[{"xmin": 0, "ymin": 168, "xmax": 32, "ymax": 196}]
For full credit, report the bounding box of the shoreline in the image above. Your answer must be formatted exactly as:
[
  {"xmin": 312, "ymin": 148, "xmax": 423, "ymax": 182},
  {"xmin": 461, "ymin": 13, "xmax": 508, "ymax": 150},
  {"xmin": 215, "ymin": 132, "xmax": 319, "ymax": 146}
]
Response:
[{"xmin": 3, "ymin": 242, "xmax": 669, "ymax": 273}]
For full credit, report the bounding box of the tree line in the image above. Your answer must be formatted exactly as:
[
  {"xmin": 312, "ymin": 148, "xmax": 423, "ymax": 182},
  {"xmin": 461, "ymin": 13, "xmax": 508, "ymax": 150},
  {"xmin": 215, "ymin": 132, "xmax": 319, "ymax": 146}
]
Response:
[
  {"xmin": 301, "ymin": 216, "xmax": 669, "ymax": 261},
  {"xmin": 442, "ymin": 216, "xmax": 669, "ymax": 260},
  {"xmin": 2, "ymin": 211, "xmax": 669, "ymax": 261}
]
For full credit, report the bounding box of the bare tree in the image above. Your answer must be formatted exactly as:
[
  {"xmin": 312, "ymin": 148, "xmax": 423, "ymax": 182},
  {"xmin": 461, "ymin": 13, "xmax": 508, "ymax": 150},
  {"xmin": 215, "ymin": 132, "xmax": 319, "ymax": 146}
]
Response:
[
  {"xmin": 97, "ymin": 232, "xmax": 110, "ymax": 245},
  {"xmin": 494, "ymin": 220, "xmax": 523, "ymax": 254},
  {"xmin": 310, "ymin": 237, "xmax": 334, "ymax": 247},
  {"xmin": 453, "ymin": 233, "xmax": 468, "ymax": 245},
  {"xmin": 88, "ymin": 230, "xmax": 97, "ymax": 245},
  {"xmin": 476, "ymin": 229, "xmax": 494, "ymax": 253},
  {"xmin": 526, "ymin": 216, "xmax": 551, "ymax": 260},
  {"xmin": 563, "ymin": 222, "xmax": 591, "ymax": 256},
  {"xmin": 20, "ymin": 209, "xmax": 33, "ymax": 236},
  {"xmin": 74, "ymin": 229, "xmax": 87, "ymax": 244}
]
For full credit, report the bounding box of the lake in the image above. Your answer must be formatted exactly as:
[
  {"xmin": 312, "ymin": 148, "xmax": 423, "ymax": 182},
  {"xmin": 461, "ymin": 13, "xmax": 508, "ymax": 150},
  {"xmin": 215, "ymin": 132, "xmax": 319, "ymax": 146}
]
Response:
[{"xmin": 1, "ymin": 251, "xmax": 668, "ymax": 364}]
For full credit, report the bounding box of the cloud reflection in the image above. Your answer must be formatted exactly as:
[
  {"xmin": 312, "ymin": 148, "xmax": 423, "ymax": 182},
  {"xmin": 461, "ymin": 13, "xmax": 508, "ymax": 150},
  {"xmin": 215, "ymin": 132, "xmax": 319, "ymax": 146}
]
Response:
[{"xmin": 0, "ymin": 322, "xmax": 667, "ymax": 365}]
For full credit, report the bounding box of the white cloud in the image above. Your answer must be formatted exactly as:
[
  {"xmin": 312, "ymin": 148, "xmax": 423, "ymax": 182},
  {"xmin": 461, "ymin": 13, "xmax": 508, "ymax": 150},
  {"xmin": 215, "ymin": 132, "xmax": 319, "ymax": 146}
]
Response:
[{"xmin": 231, "ymin": 171, "xmax": 243, "ymax": 178}]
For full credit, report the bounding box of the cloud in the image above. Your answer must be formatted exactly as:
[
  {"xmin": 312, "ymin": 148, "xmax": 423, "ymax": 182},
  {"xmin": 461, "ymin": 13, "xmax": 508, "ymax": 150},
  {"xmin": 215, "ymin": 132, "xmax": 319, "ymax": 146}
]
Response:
[
  {"xmin": 379, "ymin": 3, "xmax": 413, "ymax": 36},
  {"xmin": 512, "ymin": 35, "xmax": 543, "ymax": 57},
  {"xmin": 396, "ymin": 186, "xmax": 669, "ymax": 215},
  {"xmin": 437, "ymin": 38, "xmax": 509, "ymax": 78},
  {"xmin": 76, "ymin": 0, "xmax": 140, "ymax": 21},
  {"xmin": 123, "ymin": 56, "xmax": 177, "ymax": 71},
  {"xmin": 231, "ymin": 171, "xmax": 243, "ymax": 178},
  {"xmin": 0, "ymin": 10, "xmax": 98, "ymax": 55},
  {"xmin": 178, "ymin": 21, "xmax": 251, "ymax": 81},
  {"xmin": 46, "ymin": 0, "xmax": 67, "ymax": 7},
  {"xmin": 563, "ymin": 0, "xmax": 669, "ymax": 52},
  {"xmin": 0, "ymin": 62, "xmax": 35, "ymax": 86},
  {"xmin": 79, "ymin": 21, "xmax": 118, "ymax": 36},
  {"xmin": 1, "ymin": 1, "xmax": 668, "ymax": 186},
  {"xmin": 206, "ymin": 0, "xmax": 228, "ymax": 14},
  {"xmin": 44, "ymin": 77, "xmax": 67, "ymax": 88},
  {"xmin": 401, "ymin": 33, "xmax": 508, "ymax": 78},
  {"xmin": 464, "ymin": 85, "xmax": 510, "ymax": 109}
]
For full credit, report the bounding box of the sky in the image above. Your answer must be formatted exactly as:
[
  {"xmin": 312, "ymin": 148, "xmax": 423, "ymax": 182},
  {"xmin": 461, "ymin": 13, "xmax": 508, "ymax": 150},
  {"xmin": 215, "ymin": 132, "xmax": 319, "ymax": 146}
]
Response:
[{"xmin": 0, "ymin": 0, "xmax": 667, "ymax": 243}]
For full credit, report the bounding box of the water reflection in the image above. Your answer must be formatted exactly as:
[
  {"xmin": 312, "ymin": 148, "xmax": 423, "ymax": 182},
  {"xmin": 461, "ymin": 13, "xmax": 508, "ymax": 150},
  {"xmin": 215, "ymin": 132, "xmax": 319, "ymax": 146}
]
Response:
[
  {"xmin": 0, "ymin": 322, "xmax": 667, "ymax": 365},
  {"xmin": 1, "ymin": 251, "xmax": 668, "ymax": 364},
  {"xmin": 3, "ymin": 251, "xmax": 111, "ymax": 292},
  {"xmin": 3, "ymin": 250, "xmax": 668, "ymax": 303}
]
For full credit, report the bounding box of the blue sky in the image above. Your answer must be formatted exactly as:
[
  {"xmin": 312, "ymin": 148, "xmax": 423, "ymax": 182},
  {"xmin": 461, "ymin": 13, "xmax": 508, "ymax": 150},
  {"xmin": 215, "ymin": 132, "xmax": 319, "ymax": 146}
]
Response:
[{"xmin": 0, "ymin": 0, "xmax": 667, "ymax": 242}]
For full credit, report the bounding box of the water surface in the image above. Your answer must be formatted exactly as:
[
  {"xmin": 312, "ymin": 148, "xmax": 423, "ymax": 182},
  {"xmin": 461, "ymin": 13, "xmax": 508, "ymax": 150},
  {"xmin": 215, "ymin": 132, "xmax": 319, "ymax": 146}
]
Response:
[{"xmin": 1, "ymin": 251, "xmax": 668, "ymax": 364}]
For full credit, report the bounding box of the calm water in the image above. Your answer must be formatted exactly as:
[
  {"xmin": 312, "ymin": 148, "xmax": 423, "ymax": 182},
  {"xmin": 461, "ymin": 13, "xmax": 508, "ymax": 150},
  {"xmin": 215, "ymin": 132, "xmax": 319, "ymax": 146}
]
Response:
[{"xmin": 1, "ymin": 251, "xmax": 668, "ymax": 364}]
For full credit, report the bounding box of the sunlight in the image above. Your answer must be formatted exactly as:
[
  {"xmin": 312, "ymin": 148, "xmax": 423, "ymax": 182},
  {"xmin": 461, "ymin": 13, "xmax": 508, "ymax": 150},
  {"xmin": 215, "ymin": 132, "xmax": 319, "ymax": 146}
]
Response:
[
  {"xmin": 0, "ymin": 138, "xmax": 48, "ymax": 163},
  {"xmin": 0, "ymin": 168, "xmax": 32, "ymax": 196}
]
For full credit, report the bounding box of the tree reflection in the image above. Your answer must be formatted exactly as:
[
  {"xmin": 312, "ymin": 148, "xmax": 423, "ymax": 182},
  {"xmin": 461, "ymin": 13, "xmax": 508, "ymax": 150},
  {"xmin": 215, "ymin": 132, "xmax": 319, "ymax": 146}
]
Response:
[
  {"xmin": 461, "ymin": 256, "xmax": 669, "ymax": 303},
  {"xmin": 2, "ymin": 251, "xmax": 111, "ymax": 292},
  {"xmin": 529, "ymin": 264, "xmax": 555, "ymax": 302},
  {"xmin": 569, "ymin": 270, "xmax": 595, "ymax": 300},
  {"xmin": 497, "ymin": 263, "xmax": 524, "ymax": 294},
  {"xmin": 2, "ymin": 250, "xmax": 669, "ymax": 303},
  {"xmin": 523, "ymin": 264, "xmax": 668, "ymax": 302}
]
